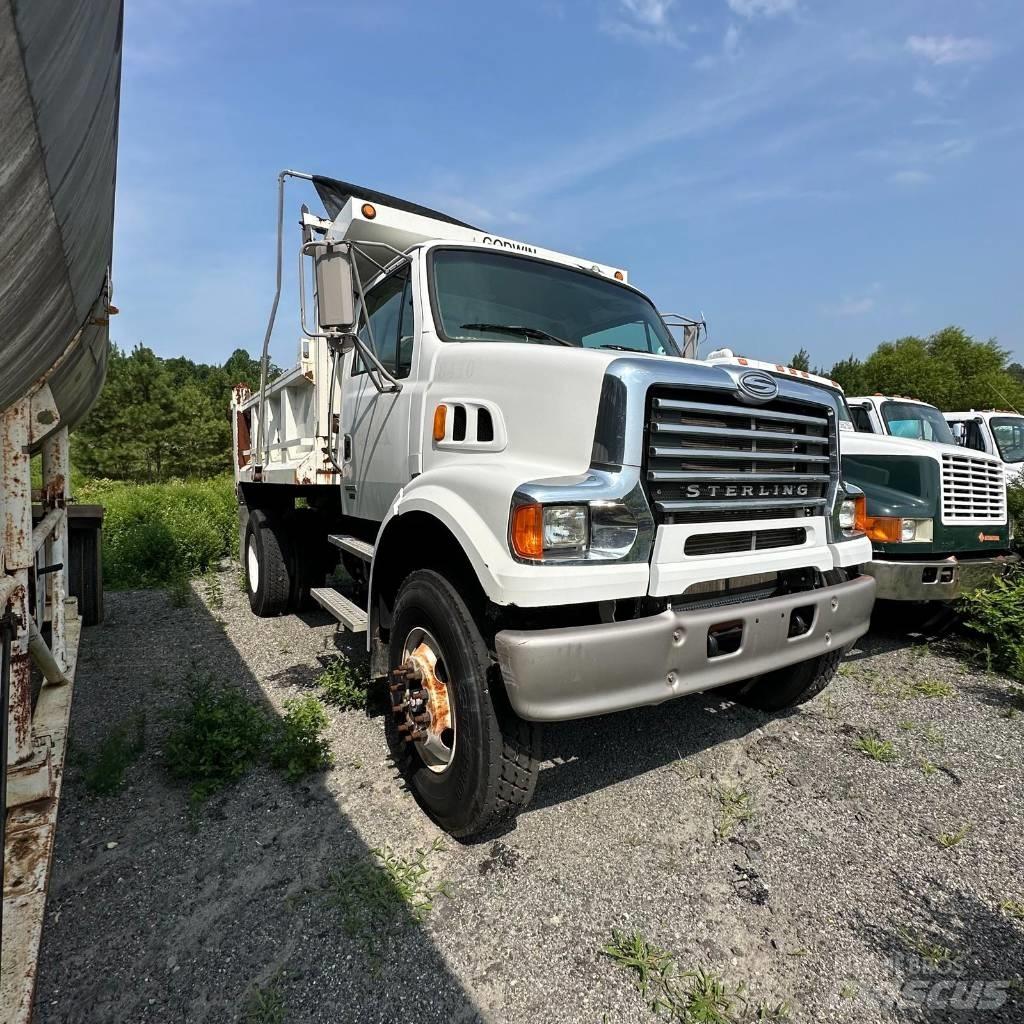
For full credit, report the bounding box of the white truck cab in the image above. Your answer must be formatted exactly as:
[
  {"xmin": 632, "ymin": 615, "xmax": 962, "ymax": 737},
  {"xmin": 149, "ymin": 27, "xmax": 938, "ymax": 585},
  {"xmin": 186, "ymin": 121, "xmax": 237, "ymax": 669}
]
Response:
[
  {"xmin": 846, "ymin": 394, "xmax": 957, "ymax": 446},
  {"xmin": 231, "ymin": 173, "xmax": 875, "ymax": 837},
  {"xmin": 944, "ymin": 410, "xmax": 1024, "ymax": 486}
]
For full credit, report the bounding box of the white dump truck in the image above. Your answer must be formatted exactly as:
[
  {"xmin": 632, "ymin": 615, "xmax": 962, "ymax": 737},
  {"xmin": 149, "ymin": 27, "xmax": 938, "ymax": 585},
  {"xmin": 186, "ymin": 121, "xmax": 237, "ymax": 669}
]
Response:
[
  {"xmin": 231, "ymin": 172, "xmax": 875, "ymax": 837},
  {"xmin": 944, "ymin": 410, "xmax": 1024, "ymax": 486}
]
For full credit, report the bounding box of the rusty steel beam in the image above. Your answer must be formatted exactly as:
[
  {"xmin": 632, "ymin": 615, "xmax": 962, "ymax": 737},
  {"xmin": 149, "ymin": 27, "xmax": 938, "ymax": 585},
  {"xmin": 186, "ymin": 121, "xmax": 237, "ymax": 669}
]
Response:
[
  {"xmin": 1, "ymin": 400, "xmax": 33, "ymax": 770},
  {"xmin": 40, "ymin": 427, "xmax": 68, "ymax": 669}
]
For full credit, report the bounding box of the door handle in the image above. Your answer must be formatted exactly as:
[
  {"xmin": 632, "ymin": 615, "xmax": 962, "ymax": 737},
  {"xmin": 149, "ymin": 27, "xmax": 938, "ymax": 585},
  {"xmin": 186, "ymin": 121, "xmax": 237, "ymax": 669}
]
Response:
[{"xmin": 343, "ymin": 433, "xmax": 352, "ymax": 461}]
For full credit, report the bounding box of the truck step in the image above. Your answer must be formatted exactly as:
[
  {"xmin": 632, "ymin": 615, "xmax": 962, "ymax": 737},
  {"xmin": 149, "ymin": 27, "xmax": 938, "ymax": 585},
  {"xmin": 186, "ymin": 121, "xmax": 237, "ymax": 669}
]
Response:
[
  {"xmin": 311, "ymin": 587, "xmax": 368, "ymax": 632},
  {"xmin": 328, "ymin": 534, "xmax": 374, "ymax": 562}
]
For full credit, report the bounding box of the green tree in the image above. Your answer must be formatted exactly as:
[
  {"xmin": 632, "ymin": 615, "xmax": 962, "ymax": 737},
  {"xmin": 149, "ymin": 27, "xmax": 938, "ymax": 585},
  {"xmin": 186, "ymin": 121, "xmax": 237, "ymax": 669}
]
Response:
[{"xmin": 790, "ymin": 348, "xmax": 811, "ymax": 371}]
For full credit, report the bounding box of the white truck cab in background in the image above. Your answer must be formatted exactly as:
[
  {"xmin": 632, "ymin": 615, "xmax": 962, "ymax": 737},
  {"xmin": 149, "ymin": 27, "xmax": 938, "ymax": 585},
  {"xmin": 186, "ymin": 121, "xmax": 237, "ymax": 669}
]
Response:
[
  {"xmin": 231, "ymin": 174, "xmax": 875, "ymax": 838},
  {"xmin": 945, "ymin": 410, "xmax": 1024, "ymax": 486}
]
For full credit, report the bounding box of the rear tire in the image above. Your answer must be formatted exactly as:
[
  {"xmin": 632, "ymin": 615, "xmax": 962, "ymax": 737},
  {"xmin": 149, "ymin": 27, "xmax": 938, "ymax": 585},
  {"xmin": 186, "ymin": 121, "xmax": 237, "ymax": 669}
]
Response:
[
  {"xmin": 245, "ymin": 509, "xmax": 293, "ymax": 617},
  {"xmin": 732, "ymin": 649, "xmax": 843, "ymax": 712},
  {"xmin": 385, "ymin": 569, "xmax": 540, "ymax": 839}
]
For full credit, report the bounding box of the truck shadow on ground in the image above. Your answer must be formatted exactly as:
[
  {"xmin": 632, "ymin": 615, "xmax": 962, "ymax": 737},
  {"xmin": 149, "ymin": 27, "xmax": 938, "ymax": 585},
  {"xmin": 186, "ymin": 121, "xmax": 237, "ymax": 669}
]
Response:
[
  {"xmin": 35, "ymin": 587, "xmax": 487, "ymax": 1024},
  {"xmin": 853, "ymin": 876, "xmax": 1024, "ymax": 1022}
]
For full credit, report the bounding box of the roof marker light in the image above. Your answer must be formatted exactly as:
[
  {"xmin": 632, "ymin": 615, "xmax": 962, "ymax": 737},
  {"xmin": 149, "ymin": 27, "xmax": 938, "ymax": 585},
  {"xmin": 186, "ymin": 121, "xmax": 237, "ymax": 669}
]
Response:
[{"xmin": 361, "ymin": 203, "xmax": 377, "ymax": 219}]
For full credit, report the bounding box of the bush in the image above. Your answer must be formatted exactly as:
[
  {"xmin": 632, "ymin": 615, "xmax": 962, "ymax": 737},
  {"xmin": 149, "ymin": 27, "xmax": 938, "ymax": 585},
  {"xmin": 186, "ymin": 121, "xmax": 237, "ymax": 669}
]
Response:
[
  {"xmin": 959, "ymin": 571, "xmax": 1024, "ymax": 681},
  {"xmin": 82, "ymin": 711, "xmax": 147, "ymax": 796},
  {"xmin": 269, "ymin": 696, "xmax": 334, "ymax": 782},
  {"xmin": 164, "ymin": 675, "xmax": 271, "ymax": 804},
  {"xmin": 317, "ymin": 658, "xmax": 365, "ymax": 711},
  {"xmin": 1009, "ymin": 482, "xmax": 1024, "ymax": 548},
  {"xmin": 78, "ymin": 475, "xmax": 237, "ymax": 588}
]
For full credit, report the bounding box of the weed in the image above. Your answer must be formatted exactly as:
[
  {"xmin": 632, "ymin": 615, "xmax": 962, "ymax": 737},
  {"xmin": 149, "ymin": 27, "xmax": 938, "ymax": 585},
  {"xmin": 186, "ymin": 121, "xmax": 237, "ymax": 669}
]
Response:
[
  {"xmin": 201, "ymin": 569, "xmax": 224, "ymax": 610},
  {"xmin": 164, "ymin": 675, "xmax": 270, "ymax": 804},
  {"xmin": 960, "ymin": 569, "xmax": 1024, "ymax": 681},
  {"xmin": 854, "ymin": 735, "xmax": 897, "ymax": 763},
  {"xmin": 243, "ymin": 973, "xmax": 286, "ymax": 1024},
  {"xmin": 602, "ymin": 929, "xmax": 784, "ymax": 1022},
  {"xmin": 897, "ymin": 926, "xmax": 954, "ymax": 967},
  {"xmin": 920, "ymin": 758, "xmax": 937, "ymax": 778},
  {"xmin": 714, "ymin": 786, "xmax": 753, "ymax": 839},
  {"xmin": 999, "ymin": 899, "xmax": 1024, "ymax": 920},
  {"xmin": 997, "ymin": 685, "xmax": 1024, "ymax": 719},
  {"xmin": 935, "ymin": 825, "xmax": 971, "ymax": 849},
  {"xmin": 166, "ymin": 572, "xmax": 192, "ymax": 608},
  {"xmin": 896, "ymin": 720, "xmax": 916, "ymax": 732},
  {"xmin": 921, "ymin": 725, "xmax": 945, "ymax": 746},
  {"xmin": 317, "ymin": 658, "xmax": 365, "ymax": 711},
  {"xmin": 909, "ymin": 678, "xmax": 954, "ymax": 699},
  {"xmin": 839, "ymin": 982, "xmax": 858, "ymax": 1000},
  {"xmin": 269, "ymin": 696, "xmax": 333, "ymax": 782},
  {"xmin": 326, "ymin": 839, "xmax": 452, "ymax": 939},
  {"xmin": 82, "ymin": 712, "xmax": 146, "ymax": 796}
]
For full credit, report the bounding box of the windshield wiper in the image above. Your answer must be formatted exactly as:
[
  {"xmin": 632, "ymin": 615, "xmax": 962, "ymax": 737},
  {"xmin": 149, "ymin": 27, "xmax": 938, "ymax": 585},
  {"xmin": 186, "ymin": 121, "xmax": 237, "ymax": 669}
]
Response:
[
  {"xmin": 597, "ymin": 343, "xmax": 637, "ymax": 352},
  {"xmin": 459, "ymin": 322, "xmax": 575, "ymax": 347}
]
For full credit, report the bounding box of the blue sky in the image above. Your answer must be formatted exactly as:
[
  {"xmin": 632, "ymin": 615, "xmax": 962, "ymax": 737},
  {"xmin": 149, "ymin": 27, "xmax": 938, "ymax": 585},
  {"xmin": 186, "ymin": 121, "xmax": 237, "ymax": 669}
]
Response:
[{"xmin": 116, "ymin": 0, "xmax": 1023, "ymax": 371}]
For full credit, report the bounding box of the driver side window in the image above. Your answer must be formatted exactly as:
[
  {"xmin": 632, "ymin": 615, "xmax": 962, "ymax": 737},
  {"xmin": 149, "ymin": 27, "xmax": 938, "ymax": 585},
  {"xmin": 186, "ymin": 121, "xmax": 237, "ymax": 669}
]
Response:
[{"xmin": 354, "ymin": 268, "xmax": 414, "ymax": 379}]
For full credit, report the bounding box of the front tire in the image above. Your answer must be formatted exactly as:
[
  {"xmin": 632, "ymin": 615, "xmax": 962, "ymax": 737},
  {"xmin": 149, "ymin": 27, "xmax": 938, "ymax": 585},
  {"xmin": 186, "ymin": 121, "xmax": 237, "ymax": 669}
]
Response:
[
  {"xmin": 732, "ymin": 649, "xmax": 843, "ymax": 712},
  {"xmin": 385, "ymin": 569, "xmax": 540, "ymax": 839}
]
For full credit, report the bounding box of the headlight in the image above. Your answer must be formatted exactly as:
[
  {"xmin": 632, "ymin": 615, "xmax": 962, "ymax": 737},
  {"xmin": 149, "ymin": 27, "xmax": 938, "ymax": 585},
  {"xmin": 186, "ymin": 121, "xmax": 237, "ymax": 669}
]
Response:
[
  {"xmin": 542, "ymin": 505, "xmax": 588, "ymax": 550},
  {"xmin": 839, "ymin": 498, "xmax": 858, "ymax": 532}
]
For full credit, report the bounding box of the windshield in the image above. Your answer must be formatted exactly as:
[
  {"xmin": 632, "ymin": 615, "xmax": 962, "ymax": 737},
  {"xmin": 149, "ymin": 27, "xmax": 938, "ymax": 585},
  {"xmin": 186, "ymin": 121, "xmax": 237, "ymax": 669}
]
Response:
[
  {"xmin": 430, "ymin": 248, "xmax": 679, "ymax": 356},
  {"xmin": 881, "ymin": 401, "xmax": 956, "ymax": 445},
  {"xmin": 992, "ymin": 416, "xmax": 1024, "ymax": 463}
]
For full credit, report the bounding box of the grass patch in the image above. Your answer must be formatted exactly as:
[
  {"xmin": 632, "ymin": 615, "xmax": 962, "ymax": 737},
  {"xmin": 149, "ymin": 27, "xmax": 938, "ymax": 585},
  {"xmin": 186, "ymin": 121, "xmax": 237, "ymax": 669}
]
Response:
[
  {"xmin": 243, "ymin": 974, "xmax": 286, "ymax": 1024},
  {"xmin": 920, "ymin": 758, "xmax": 937, "ymax": 778},
  {"xmin": 897, "ymin": 926, "xmax": 954, "ymax": 967},
  {"xmin": 326, "ymin": 839, "xmax": 452, "ymax": 939},
  {"xmin": 269, "ymin": 696, "xmax": 333, "ymax": 782},
  {"xmin": 166, "ymin": 572, "xmax": 192, "ymax": 608},
  {"xmin": 164, "ymin": 676, "xmax": 270, "ymax": 804},
  {"xmin": 935, "ymin": 825, "xmax": 971, "ymax": 849},
  {"xmin": 853, "ymin": 735, "xmax": 897, "ymax": 762},
  {"xmin": 79, "ymin": 475, "xmax": 237, "ymax": 589},
  {"xmin": 714, "ymin": 785, "xmax": 753, "ymax": 839},
  {"xmin": 602, "ymin": 929, "xmax": 789, "ymax": 1022},
  {"xmin": 82, "ymin": 711, "xmax": 146, "ymax": 796},
  {"xmin": 999, "ymin": 899, "xmax": 1024, "ymax": 921},
  {"xmin": 316, "ymin": 658, "xmax": 365, "ymax": 711},
  {"xmin": 909, "ymin": 678, "xmax": 955, "ymax": 699}
]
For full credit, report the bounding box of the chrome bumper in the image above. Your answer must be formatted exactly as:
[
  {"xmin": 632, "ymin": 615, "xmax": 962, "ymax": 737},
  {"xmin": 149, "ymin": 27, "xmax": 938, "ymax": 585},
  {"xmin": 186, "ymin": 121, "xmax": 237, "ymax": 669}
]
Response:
[
  {"xmin": 864, "ymin": 553, "xmax": 1019, "ymax": 602},
  {"xmin": 495, "ymin": 575, "xmax": 876, "ymax": 722}
]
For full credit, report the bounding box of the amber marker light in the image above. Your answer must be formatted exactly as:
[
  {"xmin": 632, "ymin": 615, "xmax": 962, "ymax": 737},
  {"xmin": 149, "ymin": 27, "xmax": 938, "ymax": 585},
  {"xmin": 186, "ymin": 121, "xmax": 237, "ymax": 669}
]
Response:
[
  {"xmin": 511, "ymin": 504, "xmax": 544, "ymax": 559},
  {"xmin": 432, "ymin": 405, "xmax": 447, "ymax": 441},
  {"xmin": 361, "ymin": 203, "xmax": 377, "ymax": 219},
  {"xmin": 853, "ymin": 496, "xmax": 902, "ymax": 543},
  {"xmin": 613, "ymin": 270, "xmax": 624, "ymax": 281}
]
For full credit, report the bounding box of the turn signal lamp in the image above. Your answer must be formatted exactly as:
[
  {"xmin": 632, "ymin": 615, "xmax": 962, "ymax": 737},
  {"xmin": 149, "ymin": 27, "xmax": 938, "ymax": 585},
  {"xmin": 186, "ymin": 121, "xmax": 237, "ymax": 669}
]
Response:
[
  {"xmin": 511, "ymin": 504, "xmax": 545, "ymax": 559},
  {"xmin": 851, "ymin": 495, "xmax": 932, "ymax": 543},
  {"xmin": 432, "ymin": 405, "xmax": 447, "ymax": 441}
]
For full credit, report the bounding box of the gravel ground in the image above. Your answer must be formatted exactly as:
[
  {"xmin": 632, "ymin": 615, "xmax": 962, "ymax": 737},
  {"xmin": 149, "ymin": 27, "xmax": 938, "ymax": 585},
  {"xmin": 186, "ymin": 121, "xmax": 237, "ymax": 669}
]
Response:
[{"xmin": 33, "ymin": 568, "xmax": 1024, "ymax": 1023}]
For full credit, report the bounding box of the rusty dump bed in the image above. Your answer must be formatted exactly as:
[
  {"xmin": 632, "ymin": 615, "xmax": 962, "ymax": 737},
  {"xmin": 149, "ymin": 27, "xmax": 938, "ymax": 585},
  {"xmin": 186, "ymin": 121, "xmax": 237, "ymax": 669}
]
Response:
[{"xmin": 0, "ymin": 0, "xmax": 122, "ymax": 438}]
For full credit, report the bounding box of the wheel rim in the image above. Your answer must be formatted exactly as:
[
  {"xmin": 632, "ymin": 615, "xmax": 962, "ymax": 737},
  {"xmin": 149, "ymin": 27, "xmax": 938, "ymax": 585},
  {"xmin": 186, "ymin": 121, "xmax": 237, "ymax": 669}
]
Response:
[
  {"xmin": 247, "ymin": 535, "xmax": 259, "ymax": 592},
  {"xmin": 398, "ymin": 626, "xmax": 456, "ymax": 774}
]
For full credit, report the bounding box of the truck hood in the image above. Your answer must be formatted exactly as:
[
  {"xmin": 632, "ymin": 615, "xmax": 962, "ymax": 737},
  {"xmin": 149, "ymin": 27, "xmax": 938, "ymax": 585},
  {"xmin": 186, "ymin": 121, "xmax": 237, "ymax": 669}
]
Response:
[{"xmin": 840, "ymin": 430, "xmax": 1002, "ymax": 468}]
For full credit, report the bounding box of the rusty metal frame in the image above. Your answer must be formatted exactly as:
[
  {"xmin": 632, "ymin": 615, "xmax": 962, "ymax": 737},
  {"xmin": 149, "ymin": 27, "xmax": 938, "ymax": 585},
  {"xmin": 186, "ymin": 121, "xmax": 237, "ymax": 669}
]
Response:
[{"xmin": 2, "ymin": 364, "xmax": 81, "ymax": 1022}]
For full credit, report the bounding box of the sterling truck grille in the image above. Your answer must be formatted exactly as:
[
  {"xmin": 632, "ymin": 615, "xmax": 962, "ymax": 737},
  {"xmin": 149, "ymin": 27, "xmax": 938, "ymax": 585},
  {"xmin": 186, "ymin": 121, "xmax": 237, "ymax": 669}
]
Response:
[
  {"xmin": 940, "ymin": 452, "xmax": 1007, "ymax": 525},
  {"xmin": 643, "ymin": 387, "xmax": 837, "ymax": 526}
]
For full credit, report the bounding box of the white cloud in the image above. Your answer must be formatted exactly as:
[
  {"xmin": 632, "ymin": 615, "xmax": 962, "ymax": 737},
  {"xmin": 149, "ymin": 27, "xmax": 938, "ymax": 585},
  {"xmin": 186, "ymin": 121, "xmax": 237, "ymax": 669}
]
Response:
[
  {"xmin": 727, "ymin": 0, "xmax": 797, "ymax": 18},
  {"xmin": 724, "ymin": 23, "xmax": 742, "ymax": 59},
  {"xmin": 889, "ymin": 169, "xmax": 933, "ymax": 186},
  {"xmin": 912, "ymin": 76, "xmax": 938, "ymax": 99},
  {"xmin": 824, "ymin": 284, "xmax": 881, "ymax": 317},
  {"xmin": 906, "ymin": 35, "xmax": 993, "ymax": 66},
  {"xmin": 603, "ymin": 0, "xmax": 683, "ymax": 47}
]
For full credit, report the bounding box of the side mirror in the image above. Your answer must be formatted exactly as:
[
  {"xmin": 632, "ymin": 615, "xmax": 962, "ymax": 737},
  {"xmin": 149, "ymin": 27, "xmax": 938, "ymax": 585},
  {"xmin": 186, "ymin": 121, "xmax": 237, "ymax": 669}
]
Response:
[{"xmin": 313, "ymin": 242, "xmax": 356, "ymax": 332}]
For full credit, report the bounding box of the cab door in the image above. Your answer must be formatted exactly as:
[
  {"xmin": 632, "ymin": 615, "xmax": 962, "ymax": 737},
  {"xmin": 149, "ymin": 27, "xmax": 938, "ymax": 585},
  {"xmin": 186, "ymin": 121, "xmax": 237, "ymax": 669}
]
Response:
[{"xmin": 340, "ymin": 265, "xmax": 417, "ymax": 522}]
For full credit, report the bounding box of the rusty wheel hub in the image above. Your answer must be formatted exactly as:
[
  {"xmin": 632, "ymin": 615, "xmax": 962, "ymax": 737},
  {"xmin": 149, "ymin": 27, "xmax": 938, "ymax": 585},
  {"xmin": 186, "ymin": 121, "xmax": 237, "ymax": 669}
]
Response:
[{"xmin": 390, "ymin": 627, "xmax": 455, "ymax": 773}]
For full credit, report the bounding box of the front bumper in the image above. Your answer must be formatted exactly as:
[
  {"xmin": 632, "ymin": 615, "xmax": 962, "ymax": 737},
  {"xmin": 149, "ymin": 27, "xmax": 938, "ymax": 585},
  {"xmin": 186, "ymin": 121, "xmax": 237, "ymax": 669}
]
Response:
[
  {"xmin": 495, "ymin": 575, "xmax": 876, "ymax": 722},
  {"xmin": 864, "ymin": 553, "xmax": 1020, "ymax": 602}
]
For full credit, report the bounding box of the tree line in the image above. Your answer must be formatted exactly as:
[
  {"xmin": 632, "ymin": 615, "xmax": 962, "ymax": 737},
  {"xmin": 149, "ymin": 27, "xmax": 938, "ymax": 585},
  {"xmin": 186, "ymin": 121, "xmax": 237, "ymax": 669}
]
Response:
[
  {"xmin": 73, "ymin": 344, "xmax": 277, "ymax": 481},
  {"xmin": 74, "ymin": 327, "xmax": 1021, "ymax": 483},
  {"xmin": 790, "ymin": 326, "xmax": 1023, "ymax": 413}
]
